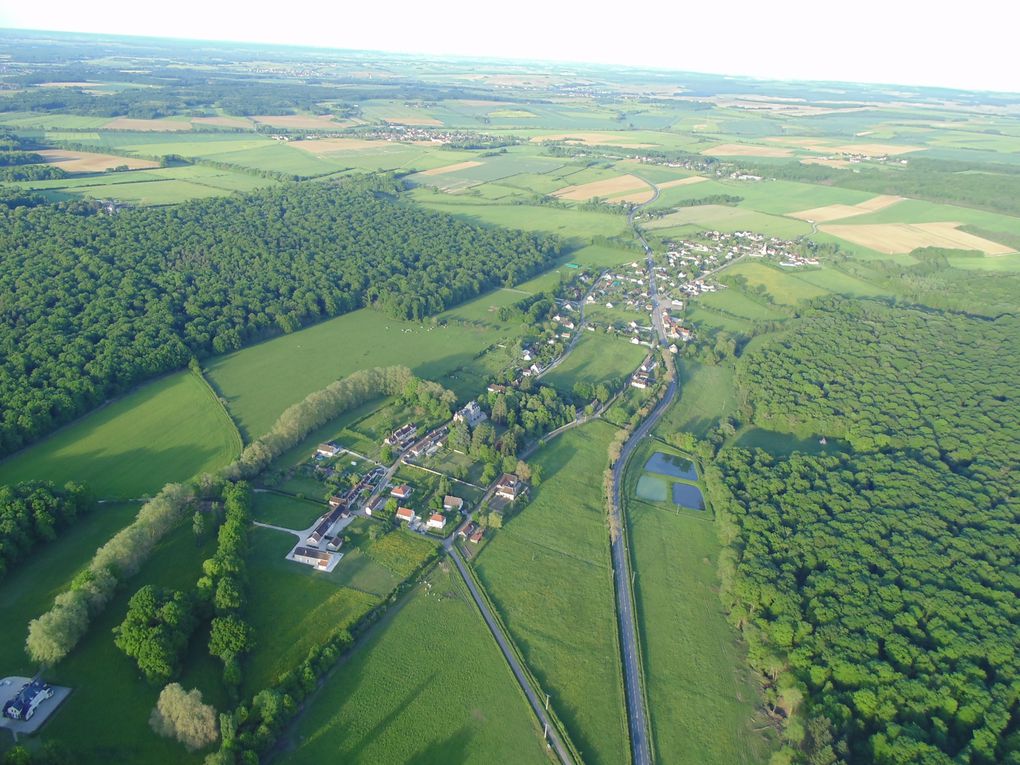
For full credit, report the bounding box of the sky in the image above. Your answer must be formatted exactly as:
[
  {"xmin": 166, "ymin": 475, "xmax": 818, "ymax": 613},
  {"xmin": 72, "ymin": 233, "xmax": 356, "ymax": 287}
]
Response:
[{"xmin": 2, "ymin": 0, "xmax": 1018, "ymax": 93}]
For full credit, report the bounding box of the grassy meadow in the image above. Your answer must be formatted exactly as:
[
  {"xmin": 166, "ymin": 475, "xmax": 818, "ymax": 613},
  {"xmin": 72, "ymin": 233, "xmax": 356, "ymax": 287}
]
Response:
[
  {"xmin": 542, "ymin": 332, "xmax": 648, "ymax": 393},
  {"xmin": 473, "ymin": 421, "xmax": 629, "ymax": 765},
  {"xmin": 279, "ymin": 562, "xmax": 550, "ymax": 765},
  {"xmin": 0, "ymin": 370, "xmax": 242, "ymax": 498}
]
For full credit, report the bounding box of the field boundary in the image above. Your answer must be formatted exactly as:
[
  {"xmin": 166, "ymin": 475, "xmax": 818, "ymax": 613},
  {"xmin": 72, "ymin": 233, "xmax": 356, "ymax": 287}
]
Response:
[{"xmin": 191, "ymin": 365, "xmax": 245, "ymax": 452}]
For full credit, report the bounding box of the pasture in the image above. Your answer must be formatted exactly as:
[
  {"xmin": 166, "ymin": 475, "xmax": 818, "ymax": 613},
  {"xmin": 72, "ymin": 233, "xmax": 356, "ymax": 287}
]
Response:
[
  {"xmin": 628, "ymin": 504, "xmax": 773, "ymax": 764},
  {"xmin": 654, "ymin": 360, "xmax": 739, "ymax": 439},
  {"xmin": 474, "ymin": 422, "xmax": 629, "ymax": 765},
  {"xmin": 722, "ymin": 261, "xmax": 831, "ymax": 304},
  {"xmin": 542, "ymin": 332, "xmax": 647, "ymax": 394},
  {"xmin": 0, "ymin": 370, "xmax": 242, "ymax": 498},
  {"xmin": 279, "ymin": 563, "xmax": 549, "ymax": 765},
  {"xmin": 697, "ymin": 288, "xmax": 788, "ymax": 321}
]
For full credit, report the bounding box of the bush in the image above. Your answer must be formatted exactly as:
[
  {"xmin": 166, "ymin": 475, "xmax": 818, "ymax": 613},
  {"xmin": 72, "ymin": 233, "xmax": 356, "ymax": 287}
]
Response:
[{"xmin": 150, "ymin": 683, "xmax": 219, "ymax": 752}]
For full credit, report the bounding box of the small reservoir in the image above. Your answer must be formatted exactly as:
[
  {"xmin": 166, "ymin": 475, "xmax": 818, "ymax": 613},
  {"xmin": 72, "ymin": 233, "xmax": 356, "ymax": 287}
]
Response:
[
  {"xmin": 671, "ymin": 482, "xmax": 705, "ymax": 511},
  {"xmin": 643, "ymin": 452, "xmax": 698, "ymax": 481}
]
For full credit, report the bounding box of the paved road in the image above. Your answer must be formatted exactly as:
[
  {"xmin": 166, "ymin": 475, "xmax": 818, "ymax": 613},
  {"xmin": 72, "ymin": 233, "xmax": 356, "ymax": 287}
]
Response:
[
  {"xmin": 447, "ymin": 546, "xmax": 575, "ymax": 765},
  {"xmin": 610, "ymin": 178, "xmax": 673, "ymax": 765}
]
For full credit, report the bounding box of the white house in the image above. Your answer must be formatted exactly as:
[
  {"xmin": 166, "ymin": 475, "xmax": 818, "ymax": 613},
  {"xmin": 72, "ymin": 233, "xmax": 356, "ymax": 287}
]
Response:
[{"xmin": 427, "ymin": 513, "xmax": 446, "ymax": 530}]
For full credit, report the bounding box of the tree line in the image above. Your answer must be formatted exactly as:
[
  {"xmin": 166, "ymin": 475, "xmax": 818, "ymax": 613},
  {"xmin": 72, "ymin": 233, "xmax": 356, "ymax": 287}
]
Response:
[
  {"xmin": 0, "ymin": 480, "xmax": 93, "ymax": 582},
  {"xmin": 0, "ymin": 175, "xmax": 561, "ymax": 457}
]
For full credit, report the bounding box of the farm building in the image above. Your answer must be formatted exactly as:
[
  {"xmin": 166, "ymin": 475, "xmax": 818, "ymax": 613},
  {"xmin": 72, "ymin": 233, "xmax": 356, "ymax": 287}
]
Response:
[
  {"xmin": 427, "ymin": 513, "xmax": 446, "ymax": 530},
  {"xmin": 292, "ymin": 547, "xmax": 336, "ymax": 571}
]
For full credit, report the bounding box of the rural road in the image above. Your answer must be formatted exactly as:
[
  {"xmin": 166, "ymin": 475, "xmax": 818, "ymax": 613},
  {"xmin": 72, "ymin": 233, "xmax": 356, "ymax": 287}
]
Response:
[
  {"xmin": 447, "ymin": 546, "xmax": 576, "ymax": 765},
  {"xmin": 608, "ymin": 179, "xmax": 675, "ymax": 765}
]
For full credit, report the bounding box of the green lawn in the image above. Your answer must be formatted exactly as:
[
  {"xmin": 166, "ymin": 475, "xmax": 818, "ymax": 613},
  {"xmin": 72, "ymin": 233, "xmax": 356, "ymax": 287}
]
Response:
[
  {"xmin": 474, "ymin": 421, "xmax": 629, "ymax": 765},
  {"xmin": 252, "ymin": 491, "xmax": 327, "ymax": 529},
  {"xmin": 243, "ymin": 528, "xmax": 381, "ymax": 696},
  {"xmin": 280, "ymin": 562, "xmax": 550, "ymax": 765},
  {"xmin": 654, "ymin": 360, "xmax": 739, "ymax": 439},
  {"xmin": 543, "ymin": 332, "xmax": 647, "ymax": 394},
  {"xmin": 0, "ymin": 370, "xmax": 242, "ymax": 498},
  {"xmin": 629, "ymin": 504, "xmax": 773, "ymax": 764}
]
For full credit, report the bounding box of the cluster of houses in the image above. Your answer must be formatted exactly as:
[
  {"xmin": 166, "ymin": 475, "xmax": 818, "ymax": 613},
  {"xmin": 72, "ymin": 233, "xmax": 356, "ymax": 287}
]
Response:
[
  {"xmin": 386, "ymin": 423, "xmax": 418, "ymax": 450},
  {"xmin": 631, "ymin": 358, "xmax": 658, "ymax": 389},
  {"xmin": 407, "ymin": 424, "xmax": 448, "ymax": 460}
]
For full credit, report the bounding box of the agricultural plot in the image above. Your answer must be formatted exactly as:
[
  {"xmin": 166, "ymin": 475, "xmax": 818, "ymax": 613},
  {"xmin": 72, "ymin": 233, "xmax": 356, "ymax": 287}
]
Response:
[
  {"xmin": 0, "ymin": 370, "xmax": 241, "ymax": 498},
  {"xmin": 644, "ymin": 205, "xmax": 811, "ymax": 239},
  {"xmin": 474, "ymin": 422, "xmax": 629, "ymax": 765},
  {"xmin": 280, "ymin": 563, "xmax": 549, "ymax": 765},
  {"xmin": 702, "ymin": 143, "xmax": 793, "ymax": 157},
  {"xmin": 653, "ymin": 360, "xmax": 738, "ymax": 439},
  {"xmin": 542, "ymin": 332, "xmax": 647, "ymax": 394},
  {"xmin": 820, "ymin": 222, "xmax": 1016, "ymax": 255},
  {"xmin": 722, "ymin": 261, "xmax": 830, "ymax": 304},
  {"xmin": 407, "ymin": 154, "xmax": 564, "ymax": 192},
  {"xmin": 697, "ymin": 288, "xmax": 787, "ymax": 321},
  {"xmin": 36, "ymin": 148, "xmax": 159, "ymax": 172},
  {"xmin": 553, "ymin": 173, "xmax": 652, "ymax": 201},
  {"xmin": 629, "ymin": 505, "xmax": 773, "ymax": 764},
  {"xmin": 789, "ymin": 194, "xmax": 904, "ymax": 222}
]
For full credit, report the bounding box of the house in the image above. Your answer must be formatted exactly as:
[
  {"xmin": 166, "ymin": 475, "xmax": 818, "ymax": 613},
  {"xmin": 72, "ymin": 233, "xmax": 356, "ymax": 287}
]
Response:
[
  {"xmin": 443, "ymin": 495, "xmax": 464, "ymax": 512},
  {"xmin": 293, "ymin": 547, "xmax": 334, "ymax": 571},
  {"xmin": 2, "ymin": 680, "xmax": 53, "ymax": 721},
  {"xmin": 391, "ymin": 484, "xmax": 413, "ymax": 500},
  {"xmin": 631, "ymin": 373, "xmax": 651, "ymax": 389},
  {"xmin": 458, "ymin": 522, "xmax": 477, "ymax": 539},
  {"xmin": 316, "ymin": 443, "xmax": 341, "ymax": 458},
  {"xmin": 385, "ymin": 423, "xmax": 418, "ymax": 448},
  {"xmin": 469, "ymin": 528, "xmax": 484, "ymax": 544},
  {"xmin": 495, "ymin": 473, "xmax": 524, "ymax": 501},
  {"xmin": 454, "ymin": 401, "xmax": 487, "ymax": 427},
  {"xmin": 326, "ymin": 536, "xmax": 344, "ymax": 551},
  {"xmin": 427, "ymin": 513, "xmax": 446, "ymax": 530},
  {"xmin": 395, "ymin": 507, "xmax": 417, "ymax": 524},
  {"xmin": 487, "ymin": 384, "xmax": 507, "ymax": 394}
]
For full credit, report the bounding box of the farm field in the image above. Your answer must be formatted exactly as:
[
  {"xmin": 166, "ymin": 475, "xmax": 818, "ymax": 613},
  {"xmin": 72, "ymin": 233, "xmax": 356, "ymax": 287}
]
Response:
[
  {"xmin": 280, "ymin": 563, "xmax": 550, "ymax": 765},
  {"xmin": 654, "ymin": 361, "xmax": 739, "ymax": 439},
  {"xmin": 474, "ymin": 421, "xmax": 629, "ymax": 765},
  {"xmin": 0, "ymin": 370, "xmax": 242, "ymax": 498},
  {"xmin": 820, "ymin": 222, "xmax": 1016, "ymax": 255},
  {"xmin": 697, "ymin": 288, "xmax": 788, "ymax": 320},
  {"xmin": 644, "ymin": 205, "xmax": 811, "ymax": 239},
  {"xmin": 37, "ymin": 148, "xmax": 159, "ymax": 172},
  {"xmin": 542, "ymin": 331, "xmax": 648, "ymax": 393},
  {"xmin": 628, "ymin": 504, "xmax": 772, "ymax": 764}
]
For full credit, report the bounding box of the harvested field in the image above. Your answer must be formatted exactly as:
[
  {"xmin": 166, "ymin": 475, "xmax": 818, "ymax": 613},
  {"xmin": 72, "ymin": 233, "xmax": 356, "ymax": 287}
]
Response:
[
  {"xmin": 610, "ymin": 188, "xmax": 657, "ymax": 204},
  {"xmin": 37, "ymin": 149, "xmax": 159, "ymax": 173},
  {"xmin": 251, "ymin": 114, "xmax": 346, "ymax": 129},
  {"xmin": 790, "ymin": 195, "xmax": 904, "ymax": 222},
  {"xmin": 820, "ymin": 222, "xmax": 1015, "ymax": 255},
  {"xmin": 801, "ymin": 158, "xmax": 851, "ymax": 169},
  {"xmin": 191, "ymin": 116, "xmax": 253, "ymax": 129},
  {"xmin": 382, "ymin": 115, "xmax": 442, "ymax": 126},
  {"xmin": 554, "ymin": 173, "xmax": 652, "ymax": 201},
  {"xmin": 702, "ymin": 143, "xmax": 793, "ymax": 157},
  {"xmin": 657, "ymin": 176, "xmax": 708, "ymax": 190},
  {"xmin": 290, "ymin": 137, "xmax": 389, "ymax": 154},
  {"xmin": 418, "ymin": 160, "xmax": 484, "ymax": 176},
  {"xmin": 102, "ymin": 117, "xmax": 191, "ymax": 131},
  {"xmin": 831, "ymin": 142, "xmax": 924, "ymax": 156},
  {"xmin": 530, "ymin": 133, "xmax": 655, "ymax": 148}
]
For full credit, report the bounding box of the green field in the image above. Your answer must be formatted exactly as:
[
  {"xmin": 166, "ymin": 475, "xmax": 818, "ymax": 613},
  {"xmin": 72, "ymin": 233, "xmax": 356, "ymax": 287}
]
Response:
[
  {"xmin": 0, "ymin": 370, "xmax": 242, "ymax": 498},
  {"xmin": 645, "ymin": 205, "xmax": 811, "ymax": 239},
  {"xmin": 629, "ymin": 504, "xmax": 772, "ymax": 764},
  {"xmin": 252, "ymin": 491, "xmax": 327, "ymax": 528},
  {"xmin": 205, "ymin": 299, "xmax": 525, "ymax": 440},
  {"xmin": 654, "ymin": 360, "xmax": 739, "ymax": 439},
  {"xmin": 697, "ymin": 288, "xmax": 788, "ymax": 320},
  {"xmin": 722, "ymin": 261, "xmax": 830, "ymax": 305},
  {"xmin": 35, "ymin": 521, "xmax": 222, "ymax": 764},
  {"xmin": 474, "ymin": 421, "xmax": 628, "ymax": 765},
  {"xmin": 244, "ymin": 528, "xmax": 381, "ymax": 695},
  {"xmin": 542, "ymin": 332, "xmax": 647, "ymax": 393},
  {"xmin": 280, "ymin": 563, "xmax": 550, "ymax": 765}
]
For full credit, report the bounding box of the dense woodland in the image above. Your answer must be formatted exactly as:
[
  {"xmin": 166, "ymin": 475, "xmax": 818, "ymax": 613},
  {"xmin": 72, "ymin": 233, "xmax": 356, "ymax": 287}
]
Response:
[
  {"xmin": 708, "ymin": 298, "xmax": 1019, "ymax": 764},
  {"xmin": 0, "ymin": 175, "xmax": 560, "ymax": 456},
  {"xmin": 0, "ymin": 480, "xmax": 93, "ymax": 581}
]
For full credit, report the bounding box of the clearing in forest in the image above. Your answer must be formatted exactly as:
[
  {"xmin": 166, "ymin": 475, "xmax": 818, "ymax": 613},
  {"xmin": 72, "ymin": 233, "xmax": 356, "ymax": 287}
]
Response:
[
  {"xmin": 37, "ymin": 149, "xmax": 159, "ymax": 172},
  {"xmin": 554, "ymin": 173, "xmax": 652, "ymax": 201},
  {"xmin": 790, "ymin": 194, "xmax": 904, "ymax": 222},
  {"xmin": 820, "ymin": 222, "xmax": 1016, "ymax": 255}
]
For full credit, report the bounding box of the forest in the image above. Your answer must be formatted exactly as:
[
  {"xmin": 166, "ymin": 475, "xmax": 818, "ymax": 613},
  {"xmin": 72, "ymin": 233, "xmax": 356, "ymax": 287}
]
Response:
[
  {"xmin": 0, "ymin": 480, "xmax": 94, "ymax": 581},
  {"xmin": 707, "ymin": 298, "xmax": 1019, "ymax": 764},
  {"xmin": 0, "ymin": 175, "xmax": 560, "ymax": 456}
]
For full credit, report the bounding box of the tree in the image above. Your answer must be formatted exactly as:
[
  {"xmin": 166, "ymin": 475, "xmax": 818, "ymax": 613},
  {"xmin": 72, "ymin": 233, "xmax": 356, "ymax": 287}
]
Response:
[
  {"xmin": 149, "ymin": 683, "xmax": 218, "ymax": 752},
  {"xmin": 449, "ymin": 419, "xmax": 470, "ymax": 452},
  {"xmin": 113, "ymin": 585, "xmax": 196, "ymax": 684},
  {"xmin": 209, "ymin": 615, "xmax": 255, "ymax": 660}
]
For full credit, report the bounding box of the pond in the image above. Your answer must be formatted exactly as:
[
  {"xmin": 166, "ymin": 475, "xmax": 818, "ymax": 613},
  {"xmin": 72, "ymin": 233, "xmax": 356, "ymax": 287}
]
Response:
[
  {"xmin": 643, "ymin": 452, "xmax": 698, "ymax": 481},
  {"xmin": 636, "ymin": 475, "xmax": 668, "ymax": 502},
  {"xmin": 671, "ymin": 482, "xmax": 705, "ymax": 511}
]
